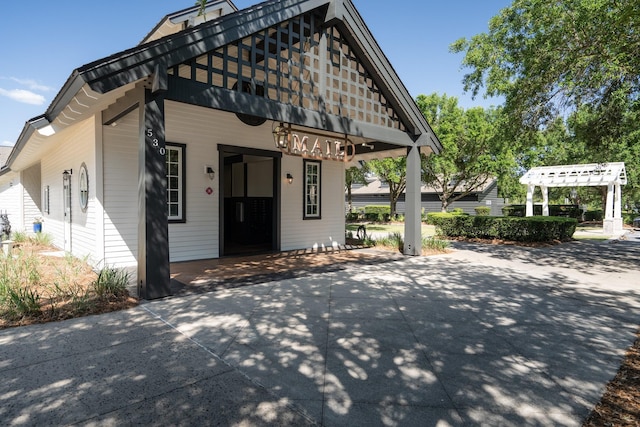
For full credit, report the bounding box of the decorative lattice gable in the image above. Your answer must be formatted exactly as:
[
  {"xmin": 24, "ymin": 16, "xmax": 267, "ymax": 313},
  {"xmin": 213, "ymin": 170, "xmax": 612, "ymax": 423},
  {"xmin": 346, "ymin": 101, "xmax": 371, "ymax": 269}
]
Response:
[{"xmin": 168, "ymin": 11, "xmax": 407, "ymax": 131}]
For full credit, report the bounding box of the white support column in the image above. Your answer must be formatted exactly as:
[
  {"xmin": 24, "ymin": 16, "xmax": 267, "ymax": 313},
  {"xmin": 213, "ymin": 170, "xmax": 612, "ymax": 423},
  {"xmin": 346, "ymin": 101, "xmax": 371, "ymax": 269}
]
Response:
[
  {"xmin": 605, "ymin": 183, "xmax": 614, "ymax": 220},
  {"xmin": 604, "ymin": 182, "xmax": 615, "ymax": 234},
  {"xmin": 525, "ymin": 185, "xmax": 534, "ymax": 217},
  {"xmin": 541, "ymin": 185, "xmax": 549, "ymax": 216},
  {"xmin": 614, "ymin": 183, "xmax": 622, "ymax": 219},
  {"xmin": 404, "ymin": 145, "xmax": 422, "ymax": 256}
]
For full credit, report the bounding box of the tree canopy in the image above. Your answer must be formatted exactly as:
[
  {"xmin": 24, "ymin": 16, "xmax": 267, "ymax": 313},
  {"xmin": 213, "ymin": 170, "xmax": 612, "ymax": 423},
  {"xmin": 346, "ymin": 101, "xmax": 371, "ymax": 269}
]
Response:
[
  {"xmin": 365, "ymin": 157, "xmax": 407, "ymax": 218},
  {"xmin": 416, "ymin": 93, "xmax": 513, "ymax": 212},
  {"xmin": 451, "ymin": 0, "xmax": 639, "ymax": 209},
  {"xmin": 451, "ymin": 0, "xmax": 640, "ymax": 137}
]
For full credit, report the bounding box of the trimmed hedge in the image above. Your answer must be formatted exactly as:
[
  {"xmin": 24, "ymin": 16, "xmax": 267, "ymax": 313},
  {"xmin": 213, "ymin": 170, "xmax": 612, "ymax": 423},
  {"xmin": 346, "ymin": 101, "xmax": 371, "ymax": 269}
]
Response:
[
  {"xmin": 425, "ymin": 211, "xmax": 468, "ymax": 225},
  {"xmin": 503, "ymin": 204, "xmax": 582, "ymax": 219},
  {"xmin": 584, "ymin": 210, "xmax": 603, "ymax": 221},
  {"xmin": 430, "ymin": 213, "xmax": 577, "ymax": 242},
  {"xmin": 364, "ymin": 205, "xmax": 391, "ymax": 222},
  {"xmin": 474, "ymin": 206, "xmax": 491, "ymax": 216}
]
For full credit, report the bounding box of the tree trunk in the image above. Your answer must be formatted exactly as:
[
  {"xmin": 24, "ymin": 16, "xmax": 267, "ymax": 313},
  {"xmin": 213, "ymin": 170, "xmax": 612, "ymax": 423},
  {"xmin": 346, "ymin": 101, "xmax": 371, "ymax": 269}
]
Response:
[{"xmin": 441, "ymin": 198, "xmax": 449, "ymax": 212}]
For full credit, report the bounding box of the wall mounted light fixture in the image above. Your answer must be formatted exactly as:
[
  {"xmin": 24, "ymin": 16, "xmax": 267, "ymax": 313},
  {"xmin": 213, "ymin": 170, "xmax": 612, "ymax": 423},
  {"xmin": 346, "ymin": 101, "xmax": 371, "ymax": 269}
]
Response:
[
  {"xmin": 63, "ymin": 169, "xmax": 73, "ymax": 181},
  {"xmin": 286, "ymin": 173, "xmax": 293, "ymax": 184},
  {"xmin": 205, "ymin": 166, "xmax": 215, "ymax": 180},
  {"xmin": 272, "ymin": 122, "xmax": 289, "ymax": 149}
]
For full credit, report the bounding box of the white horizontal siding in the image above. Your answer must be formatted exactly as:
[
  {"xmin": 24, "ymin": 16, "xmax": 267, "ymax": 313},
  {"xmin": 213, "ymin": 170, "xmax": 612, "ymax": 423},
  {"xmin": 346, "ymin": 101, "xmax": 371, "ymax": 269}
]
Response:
[
  {"xmin": 281, "ymin": 157, "xmax": 345, "ymax": 250},
  {"xmin": 21, "ymin": 164, "xmax": 41, "ymax": 234},
  {"xmin": 166, "ymin": 102, "xmax": 220, "ymax": 262},
  {"xmin": 103, "ymin": 111, "xmax": 138, "ymax": 268},
  {"xmin": 165, "ymin": 102, "xmax": 346, "ymax": 257},
  {"xmin": 39, "ymin": 117, "xmax": 98, "ymax": 263},
  {"xmin": 0, "ymin": 173, "xmax": 23, "ymax": 233}
]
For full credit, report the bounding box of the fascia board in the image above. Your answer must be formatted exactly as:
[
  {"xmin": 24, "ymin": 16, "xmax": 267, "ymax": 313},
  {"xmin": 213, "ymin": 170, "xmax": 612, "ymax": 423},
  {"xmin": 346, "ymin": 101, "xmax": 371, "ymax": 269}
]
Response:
[{"xmin": 80, "ymin": 0, "xmax": 331, "ymax": 94}]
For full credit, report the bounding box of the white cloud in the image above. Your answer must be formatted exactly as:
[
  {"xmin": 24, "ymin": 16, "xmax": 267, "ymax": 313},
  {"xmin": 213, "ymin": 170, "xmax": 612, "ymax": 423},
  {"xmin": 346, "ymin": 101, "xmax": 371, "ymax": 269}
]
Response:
[
  {"xmin": 0, "ymin": 88, "xmax": 46, "ymax": 105},
  {"xmin": 9, "ymin": 77, "xmax": 53, "ymax": 92},
  {"xmin": 1, "ymin": 141, "xmax": 15, "ymax": 147}
]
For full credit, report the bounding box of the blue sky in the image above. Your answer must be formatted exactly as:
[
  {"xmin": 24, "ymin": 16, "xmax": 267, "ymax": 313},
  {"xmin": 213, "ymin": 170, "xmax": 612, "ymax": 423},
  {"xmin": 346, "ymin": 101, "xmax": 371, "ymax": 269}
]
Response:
[{"xmin": 0, "ymin": 0, "xmax": 511, "ymax": 146}]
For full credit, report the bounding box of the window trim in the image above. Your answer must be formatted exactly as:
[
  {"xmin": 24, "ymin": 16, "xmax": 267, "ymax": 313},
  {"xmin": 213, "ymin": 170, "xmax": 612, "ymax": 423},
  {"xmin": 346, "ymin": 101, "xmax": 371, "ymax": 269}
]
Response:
[
  {"xmin": 303, "ymin": 159, "xmax": 321, "ymax": 220},
  {"xmin": 43, "ymin": 185, "xmax": 50, "ymax": 215},
  {"xmin": 78, "ymin": 163, "xmax": 89, "ymax": 212},
  {"xmin": 166, "ymin": 142, "xmax": 187, "ymax": 223}
]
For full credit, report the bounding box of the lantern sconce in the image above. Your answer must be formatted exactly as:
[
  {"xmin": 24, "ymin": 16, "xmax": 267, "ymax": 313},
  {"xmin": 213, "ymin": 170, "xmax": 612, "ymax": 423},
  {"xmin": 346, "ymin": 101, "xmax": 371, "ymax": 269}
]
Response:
[
  {"xmin": 63, "ymin": 169, "xmax": 73, "ymax": 181},
  {"xmin": 286, "ymin": 173, "xmax": 293, "ymax": 184},
  {"xmin": 273, "ymin": 122, "xmax": 290, "ymax": 149},
  {"xmin": 205, "ymin": 166, "xmax": 215, "ymax": 180}
]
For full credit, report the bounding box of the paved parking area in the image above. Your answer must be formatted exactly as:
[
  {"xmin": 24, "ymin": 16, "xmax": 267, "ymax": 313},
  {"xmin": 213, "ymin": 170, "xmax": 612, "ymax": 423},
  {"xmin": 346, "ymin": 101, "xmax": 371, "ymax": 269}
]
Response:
[{"xmin": 1, "ymin": 234, "xmax": 639, "ymax": 426}]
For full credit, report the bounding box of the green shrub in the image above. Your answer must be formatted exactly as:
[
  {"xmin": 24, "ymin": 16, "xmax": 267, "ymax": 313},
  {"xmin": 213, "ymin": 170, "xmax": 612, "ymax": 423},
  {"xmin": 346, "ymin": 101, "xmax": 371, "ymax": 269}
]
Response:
[
  {"xmin": 503, "ymin": 205, "xmax": 581, "ymax": 219},
  {"xmin": 623, "ymin": 212, "xmax": 638, "ymax": 225},
  {"xmin": 431, "ymin": 213, "xmax": 577, "ymax": 242},
  {"xmin": 364, "ymin": 205, "xmax": 390, "ymax": 222},
  {"xmin": 474, "ymin": 206, "xmax": 491, "ymax": 216},
  {"xmin": 93, "ymin": 267, "xmax": 130, "ymax": 299},
  {"xmin": 11, "ymin": 231, "xmax": 27, "ymax": 243},
  {"xmin": 422, "ymin": 236, "xmax": 449, "ymax": 252},
  {"xmin": 375, "ymin": 232, "xmax": 403, "ymax": 251},
  {"xmin": 451, "ymin": 207, "xmax": 465, "ymax": 214},
  {"xmin": 346, "ymin": 212, "xmax": 360, "ymax": 222},
  {"xmin": 425, "ymin": 211, "xmax": 467, "ymax": 224},
  {"xmin": 584, "ymin": 210, "xmax": 603, "ymax": 221},
  {"xmin": 6, "ymin": 286, "xmax": 41, "ymax": 319}
]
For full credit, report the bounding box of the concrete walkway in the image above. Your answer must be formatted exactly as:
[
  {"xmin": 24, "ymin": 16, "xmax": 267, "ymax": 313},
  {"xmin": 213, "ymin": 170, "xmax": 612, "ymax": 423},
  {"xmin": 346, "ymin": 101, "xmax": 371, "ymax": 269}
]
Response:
[{"xmin": 1, "ymin": 233, "xmax": 639, "ymax": 426}]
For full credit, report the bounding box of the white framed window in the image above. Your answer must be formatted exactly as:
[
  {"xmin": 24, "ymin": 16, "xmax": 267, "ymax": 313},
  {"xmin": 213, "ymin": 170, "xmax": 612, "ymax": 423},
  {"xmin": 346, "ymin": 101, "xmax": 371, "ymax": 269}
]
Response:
[
  {"xmin": 304, "ymin": 159, "xmax": 321, "ymax": 219},
  {"xmin": 166, "ymin": 143, "xmax": 186, "ymax": 222},
  {"xmin": 79, "ymin": 163, "xmax": 89, "ymax": 212},
  {"xmin": 43, "ymin": 185, "xmax": 50, "ymax": 215}
]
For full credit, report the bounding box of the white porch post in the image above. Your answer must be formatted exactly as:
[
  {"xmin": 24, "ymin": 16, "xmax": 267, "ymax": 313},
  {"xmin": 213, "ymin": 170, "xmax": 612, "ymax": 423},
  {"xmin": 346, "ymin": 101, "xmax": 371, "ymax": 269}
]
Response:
[
  {"xmin": 404, "ymin": 145, "xmax": 422, "ymax": 256},
  {"xmin": 604, "ymin": 182, "xmax": 615, "ymax": 234},
  {"xmin": 525, "ymin": 185, "xmax": 534, "ymax": 217},
  {"xmin": 541, "ymin": 185, "xmax": 549, "ymax": 216}
]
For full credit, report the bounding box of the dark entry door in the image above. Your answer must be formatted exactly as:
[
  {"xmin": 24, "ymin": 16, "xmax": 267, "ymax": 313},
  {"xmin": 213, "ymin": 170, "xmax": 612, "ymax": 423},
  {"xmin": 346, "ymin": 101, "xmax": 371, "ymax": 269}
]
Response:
[{"xmin": 219, "ymin": 147, "xmax": 280, "ymax": 256}]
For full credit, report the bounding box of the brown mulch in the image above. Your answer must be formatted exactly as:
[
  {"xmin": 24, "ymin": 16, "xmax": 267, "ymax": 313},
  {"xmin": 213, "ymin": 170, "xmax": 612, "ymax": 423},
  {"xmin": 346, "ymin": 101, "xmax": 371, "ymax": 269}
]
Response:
[
  {"xmin": 583, "ymin": 330, "xmax": 640, "ymax": 426},
  {"xmin": 0, "ymin": 242, "xmax": 138, "ymax": 329}
]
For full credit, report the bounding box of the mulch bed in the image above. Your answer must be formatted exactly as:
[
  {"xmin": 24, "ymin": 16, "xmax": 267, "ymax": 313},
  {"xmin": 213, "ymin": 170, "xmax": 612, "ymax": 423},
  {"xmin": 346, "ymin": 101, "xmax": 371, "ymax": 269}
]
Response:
[{"xmin": 583, "ymin": 330, "xmax": 640, "ymax": 426}]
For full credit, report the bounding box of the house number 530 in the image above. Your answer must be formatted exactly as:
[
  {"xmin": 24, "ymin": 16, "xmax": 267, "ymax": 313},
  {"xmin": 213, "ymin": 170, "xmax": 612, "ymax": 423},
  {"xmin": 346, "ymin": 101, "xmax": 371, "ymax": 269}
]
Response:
[{"xmin": 146, "ymin": 129, "xmax": 166, "ymax": 156}]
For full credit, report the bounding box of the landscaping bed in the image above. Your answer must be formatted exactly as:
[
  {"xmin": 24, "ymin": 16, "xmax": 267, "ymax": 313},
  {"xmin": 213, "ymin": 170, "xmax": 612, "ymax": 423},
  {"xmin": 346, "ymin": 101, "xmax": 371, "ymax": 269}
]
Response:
[{"xmin": 0, "ymin": 237, "xmax": 137, "ymax": 329}]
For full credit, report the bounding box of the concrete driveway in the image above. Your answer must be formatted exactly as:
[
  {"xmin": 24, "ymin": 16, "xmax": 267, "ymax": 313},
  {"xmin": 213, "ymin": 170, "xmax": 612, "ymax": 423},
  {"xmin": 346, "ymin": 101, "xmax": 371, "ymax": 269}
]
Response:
[{"xmin": 2, "ymin": 233, "xmax": 639, "ymax": 426}]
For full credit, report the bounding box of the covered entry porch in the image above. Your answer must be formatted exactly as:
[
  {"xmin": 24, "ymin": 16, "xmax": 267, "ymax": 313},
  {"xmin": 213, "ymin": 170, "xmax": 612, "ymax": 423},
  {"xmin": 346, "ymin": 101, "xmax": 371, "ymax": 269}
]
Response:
[{"xmin": 169, "ymin": 246, "xmax": 403, "ymax": 296}]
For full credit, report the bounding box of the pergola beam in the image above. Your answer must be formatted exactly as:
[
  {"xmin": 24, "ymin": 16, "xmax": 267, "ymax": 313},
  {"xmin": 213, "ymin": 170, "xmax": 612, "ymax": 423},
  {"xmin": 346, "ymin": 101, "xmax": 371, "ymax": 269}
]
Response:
[{"xmin": 519, "ymin": 162, "xmax": 627, "ymax": 234}]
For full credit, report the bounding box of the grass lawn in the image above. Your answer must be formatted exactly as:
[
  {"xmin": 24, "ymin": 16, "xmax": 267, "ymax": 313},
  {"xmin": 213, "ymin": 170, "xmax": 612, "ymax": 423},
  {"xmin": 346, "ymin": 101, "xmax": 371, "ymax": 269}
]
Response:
[{"xmin": 346, "ymin": 222, "xmax": 436, "ymax": 237}]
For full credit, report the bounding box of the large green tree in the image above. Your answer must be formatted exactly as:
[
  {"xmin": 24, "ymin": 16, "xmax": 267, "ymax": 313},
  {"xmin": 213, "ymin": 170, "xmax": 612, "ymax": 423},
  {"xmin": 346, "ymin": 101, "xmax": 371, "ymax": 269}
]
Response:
[
  {"xmin": 345, "ymin": 166, "xmax": 367, "ymax": 213},
  {"xmin": 451, "ymin": 0, "xmax": 640, "ymax": 137},
  {"xmin": 451, "ymin": 0, "xmax": 640, "ymax": 207},
  {"xmin": 365, "ymin": 157, "xmax": 407, "ymax": 218},
  {"xmin": 416, "ymin": 93, "xmax": 512, "ymax": 212}
]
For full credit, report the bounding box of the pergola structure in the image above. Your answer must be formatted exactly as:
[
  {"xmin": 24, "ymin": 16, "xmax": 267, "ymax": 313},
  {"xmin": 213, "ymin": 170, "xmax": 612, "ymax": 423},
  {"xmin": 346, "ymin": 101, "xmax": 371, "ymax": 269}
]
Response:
[{"xmin": 519, "ymin": 163, "xmax": 627, "ymax": 234}]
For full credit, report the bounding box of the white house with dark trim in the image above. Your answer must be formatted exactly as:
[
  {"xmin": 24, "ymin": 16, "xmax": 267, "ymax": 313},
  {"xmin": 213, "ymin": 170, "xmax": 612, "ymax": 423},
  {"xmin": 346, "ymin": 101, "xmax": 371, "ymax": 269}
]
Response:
[{"xmin": 0, "ymin": 0, "xmax": 441, "ymax": 299}]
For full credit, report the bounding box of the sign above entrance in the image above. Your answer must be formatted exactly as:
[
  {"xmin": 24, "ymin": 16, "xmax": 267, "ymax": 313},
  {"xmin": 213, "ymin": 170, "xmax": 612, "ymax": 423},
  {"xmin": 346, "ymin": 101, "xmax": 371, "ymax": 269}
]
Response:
[{"xmin": 272, "ymin": 123, "xmax": 355, "ymax": 162}]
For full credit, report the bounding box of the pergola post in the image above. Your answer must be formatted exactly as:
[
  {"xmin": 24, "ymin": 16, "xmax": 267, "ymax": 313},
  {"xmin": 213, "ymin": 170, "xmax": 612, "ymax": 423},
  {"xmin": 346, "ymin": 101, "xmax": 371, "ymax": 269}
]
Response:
[
  {"xmin": 614, "ymin": 183, "xmax": 622, "ymax": 220},
  {"xmin": 525, "ymin": 185, "xmax": 535, "ymax": 217},
  {"xmin": 605, "ymin": 183, "xmax": 614, "ymax": 220},
  {"xmin": 605, "ymin": 182, "xmax": 624, "ymax": 234},
  {"xmin": 541, "ymin": 185, "xmax": 549, "ymax": 216}
]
